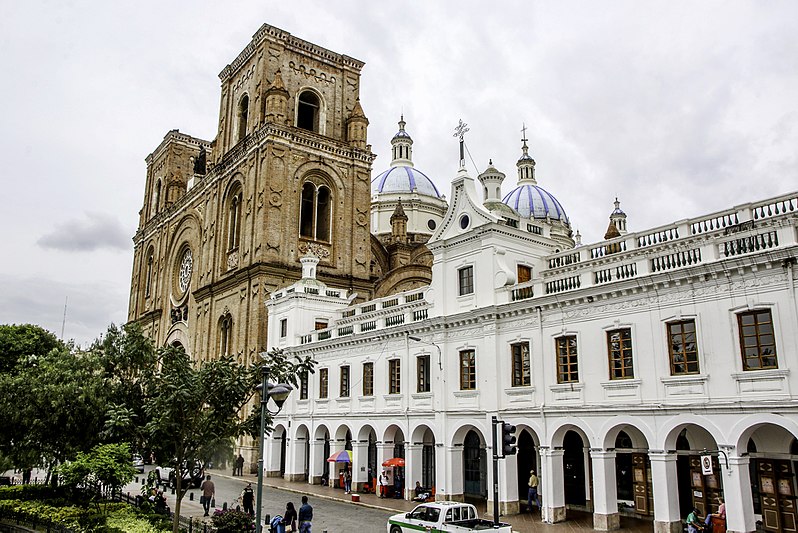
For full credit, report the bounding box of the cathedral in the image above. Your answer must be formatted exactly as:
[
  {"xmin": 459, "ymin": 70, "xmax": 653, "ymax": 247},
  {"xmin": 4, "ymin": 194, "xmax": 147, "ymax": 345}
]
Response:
[{"xmin": 129, "ymin": 23, "xmax": 798, "ymax": 533}]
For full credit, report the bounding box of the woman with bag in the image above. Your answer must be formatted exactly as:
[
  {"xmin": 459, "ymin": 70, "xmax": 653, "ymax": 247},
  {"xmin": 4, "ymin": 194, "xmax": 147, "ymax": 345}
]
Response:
[{"xmin": 281, "ymin": 501, "xmax": 297, "ymax": 533}]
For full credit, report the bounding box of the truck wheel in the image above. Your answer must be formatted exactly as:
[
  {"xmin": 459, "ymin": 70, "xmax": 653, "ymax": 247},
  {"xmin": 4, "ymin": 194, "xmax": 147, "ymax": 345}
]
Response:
[{"xmin": 390, "ymin": 526, "xmax": 402, "ymax": 533}]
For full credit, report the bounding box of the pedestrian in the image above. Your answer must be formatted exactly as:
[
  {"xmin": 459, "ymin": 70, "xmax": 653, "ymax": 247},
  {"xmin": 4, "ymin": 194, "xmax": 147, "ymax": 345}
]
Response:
[
  {"xmin": 241, "ymin": 482, "xmax": 255, "ymax": 516},
  {"xmin": 687, "ymin": 508, "xmax": 703, "ymax": 533},
  {"xmin": 282, "ymin": 501, "xmax": 298, "ymax": 533},
  {"xmin": 200, "ymin": 474, "xmax": 215, "ymax": 517},
  {"xmin": 378, "ymin": 470, "xmax": 388, "ymax": 498},
  {"xmin": 22, "ymin": 468, "xmax": 31, "ymax": 485},
  {"xmin": 298, "ymin": 495, "xmax": 313, "ymax": 532},
  {"xmin": 344, "ymin": 469, "xmax": 352, "ymax": 494},
  {"xmin": 527, "ymin": 469, "xmax": 541, "ymax": 512},
  {"xmin": 235, "ymin": 453, "xmax": 245, "ymax": 476},
  {"xmin": 394, "ymin": 470, "xmax": 403, "ymax": 498}
]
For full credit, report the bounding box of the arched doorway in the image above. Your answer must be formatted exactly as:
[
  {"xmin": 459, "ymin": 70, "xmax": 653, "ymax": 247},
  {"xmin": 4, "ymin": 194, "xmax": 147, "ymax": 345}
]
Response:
[
  {"xmin": 669, "ymin": 425, "xmax": 721, "ymax": 517},
  {"xmin": 516, "ymin": 429, "xmax": 539, "ymax": 507},
  {"xmin": 563, "ymin": 430, "xmax": 586, "ymax": 506},
  {"xmin": 739, "ymin": 422, "xmax": 798, "ymax": 532},
  {"xmin": 421, "ymin": 428, "xmax": 436, "ymax": 489},
  {"xmin": 463, "ymin": 430, "xmax": 487, "ymax": 502},
  {"xmin": 279, "ymin": 432, "xmax": 287, "ymax": 476}
]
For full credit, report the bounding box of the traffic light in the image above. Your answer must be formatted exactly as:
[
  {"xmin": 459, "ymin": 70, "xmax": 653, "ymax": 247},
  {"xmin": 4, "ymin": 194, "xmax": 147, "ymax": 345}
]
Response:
[{"xmin": 502, "ymin": 422, "xmax": 517, "ymax": 455}]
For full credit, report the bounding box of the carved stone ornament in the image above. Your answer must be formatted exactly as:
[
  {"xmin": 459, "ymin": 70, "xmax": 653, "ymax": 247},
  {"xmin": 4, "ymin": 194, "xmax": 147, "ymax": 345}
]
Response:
[
  {"xmin": 269, "ymin": 192, "xmax": 282, "ymax": 207},
  {"xmin": 299, "ymin": 242, "xmax": 331, "ymax": 260}
]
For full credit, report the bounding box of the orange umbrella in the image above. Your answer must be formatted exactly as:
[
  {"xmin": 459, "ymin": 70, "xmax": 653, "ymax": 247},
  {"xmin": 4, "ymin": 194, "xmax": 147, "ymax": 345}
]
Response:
[{"xmin": 382, "ymin": 457, "xmax": 405, "ymax": 467}]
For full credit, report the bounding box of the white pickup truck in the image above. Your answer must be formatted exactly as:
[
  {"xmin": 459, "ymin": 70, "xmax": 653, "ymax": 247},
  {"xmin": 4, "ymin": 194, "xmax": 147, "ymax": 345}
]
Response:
[{"xmin": 387, "ymin": 502, "xmax": 513, "ymax": 533}]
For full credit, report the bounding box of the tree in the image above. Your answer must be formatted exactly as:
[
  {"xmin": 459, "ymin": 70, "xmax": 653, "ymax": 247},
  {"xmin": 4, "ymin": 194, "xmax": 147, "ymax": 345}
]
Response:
[
  {"xmin": 0, "ymin": 323, "xmax": 157, "ymax": 480},
  {"xmin": 58, "ymin": 443, "xmax": 137, "ymax": 513},
  {"xmin": 142, "ymin": 345, "xmax": 313, "ymax": 533},
  {"xmin": 0, "ymin": 324, "xmax": 62, "ymax": 374}
]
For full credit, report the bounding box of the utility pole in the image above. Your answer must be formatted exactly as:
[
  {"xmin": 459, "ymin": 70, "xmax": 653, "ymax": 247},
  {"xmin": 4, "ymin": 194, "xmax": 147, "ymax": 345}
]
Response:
[{"xmin": 491, "ymin": 416, "xmax": 500, "ymax": 528}]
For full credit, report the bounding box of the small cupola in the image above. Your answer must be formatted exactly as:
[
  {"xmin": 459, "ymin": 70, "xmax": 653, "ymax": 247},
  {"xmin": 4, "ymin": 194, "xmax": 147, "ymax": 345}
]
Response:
[
  {"xmin": 516, "ymin": 136, "xmax": 536, "ymax": 184},
  {"xmin": 390, "ymin": 115, "xmax": 414, "ymax": 168},
  {"xmin": 610, "ymin": 197, "xmax": 628, "ymax": 235},
  {"xmin": 346, "ymin": 98, "xmax": 369, "ymax": 149},
  {"xmin": 478, "ymin": 159, "xmax": 506, "ymax": 202},
  {"xmin": 265, "ymin": 70, "xmax": 290, "ymax": 124}
]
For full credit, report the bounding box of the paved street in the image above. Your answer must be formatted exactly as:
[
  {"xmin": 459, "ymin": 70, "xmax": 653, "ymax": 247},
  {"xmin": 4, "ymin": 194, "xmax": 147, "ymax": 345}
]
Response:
[{"xmin": 121, "ymin": 466, "xmax": 654, "ymax": 533}]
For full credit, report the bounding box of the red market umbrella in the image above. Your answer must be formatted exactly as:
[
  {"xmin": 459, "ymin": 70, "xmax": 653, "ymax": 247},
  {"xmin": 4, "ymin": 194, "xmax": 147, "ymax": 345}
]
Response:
[
  {"xmin": 382, "ymin": 457, "xmax": 405, "ymax": 467},
  {"xmin": 327, "ymin": 450, "xmax": 353, "ymax": 463}
]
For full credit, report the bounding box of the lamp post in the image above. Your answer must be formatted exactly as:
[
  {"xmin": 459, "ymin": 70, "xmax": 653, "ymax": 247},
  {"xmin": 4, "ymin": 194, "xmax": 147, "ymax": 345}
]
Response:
[{"xmin": 255, "ymin": 364, "xmax": 292, "ymax": 533}]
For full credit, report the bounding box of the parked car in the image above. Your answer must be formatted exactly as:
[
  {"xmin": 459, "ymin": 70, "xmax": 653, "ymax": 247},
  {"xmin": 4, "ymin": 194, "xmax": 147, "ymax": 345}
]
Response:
[
  {"xmin": 154, "ymin": 460, "xmax": 204, "ymax": 489},
  {"xmin": 132, "ymin": 454, "xmax": 145, "ymax": 473},
  {"xmin": 387, "ymin": 502, "xmax": 512, "ymax": 533}
]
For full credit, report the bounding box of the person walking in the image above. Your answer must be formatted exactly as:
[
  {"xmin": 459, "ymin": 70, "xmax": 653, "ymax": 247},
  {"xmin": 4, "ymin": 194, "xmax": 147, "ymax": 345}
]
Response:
[
  {"xmin": 235, "ymin": 453, "xmax": 245, "ymax": 476},
  {"xmin": 282, "ymin": 501, "xmax": 298, "ymax": 533},
  {"xmin": 241, "ymin": 482, "xmax": 255, "ymax": 516},
  {"xmin": 527, "ymin": 469, "xmax": 541, "ymax": 512},
  {"xmin": 298, "ymin": 495, "xmax": 313, "ymax": 532},
  {"xmin": 200, "ymin": 474, "xmax": 215, "ymax": 517}
]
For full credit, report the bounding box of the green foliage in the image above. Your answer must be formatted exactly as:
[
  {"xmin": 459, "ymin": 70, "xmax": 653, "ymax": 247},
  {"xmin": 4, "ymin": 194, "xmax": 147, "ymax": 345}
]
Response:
[
  {"xmin": 105, "ymin": 506, "xmax": 171, "ymax": 532},
  {"xmin": 0, "ymin": 323, "xmax": 157, "ymax": 476},
  {"xmin": 0, "ymin": 499, "xmax": 105, "ymax": 531},
  {"xmin": 212, "ymin": 508, "xmax": 255, "ymax": 532},
  {"xmin": 0, "ymin": 484, "xmax": 69, "ymax": 501},
  {"xmin": 58, "ymin": 443, "xmax": 137, "ymax": 508},
  {"xmin": 0, "ymin": 323, "xmax": 63, "ymax": 374}
]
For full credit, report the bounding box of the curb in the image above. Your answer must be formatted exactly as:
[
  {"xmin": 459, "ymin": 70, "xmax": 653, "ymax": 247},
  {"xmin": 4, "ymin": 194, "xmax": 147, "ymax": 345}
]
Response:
[{"xmin": 208, "ymin": 470, "xmax": 403, "ymax": 514}]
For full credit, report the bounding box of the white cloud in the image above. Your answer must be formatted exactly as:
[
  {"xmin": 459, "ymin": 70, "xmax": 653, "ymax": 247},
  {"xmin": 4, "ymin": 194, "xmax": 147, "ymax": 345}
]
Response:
[{"xmin": 37, "ymin": 212, "xmax": 130, "ymax": 252}]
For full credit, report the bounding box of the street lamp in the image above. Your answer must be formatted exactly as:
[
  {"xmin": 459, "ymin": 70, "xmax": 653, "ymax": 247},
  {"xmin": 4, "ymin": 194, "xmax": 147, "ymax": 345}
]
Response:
[
  {"xmin": 408, "ymin": 335, "xmax": 442, "ymax": 370},
  {"xmin": 255, "ymin": 364, "xmax": 293, "ymax": 533}
]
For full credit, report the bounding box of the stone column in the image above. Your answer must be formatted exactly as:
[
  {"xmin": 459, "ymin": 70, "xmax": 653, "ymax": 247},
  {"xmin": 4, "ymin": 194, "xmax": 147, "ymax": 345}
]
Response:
[
  {"xmin": 649, "ymin": 451, "xmax": 682, "ymax": 533},
  {"xmin": 285, "ymin": 432, "xmax": 307, "ymax": 482},
  {"xmin": 590, "ymin": 449, "xmax": 620, "ymax": 530},
  {"xmin": 540, "ymin": 446, "xmax": 566, "ymax": 523},
  {"xmin": 352, "ymin": 440, "xmax": 370, "ymax": 492},
  {"xmin": 497, "ymin": 453, "xmax": 520, "ymax": 516},
  {"xmin": 406, "ymin": 443, "xmax": 423, "ymax": 500},
  {"xmin": 265, "ymin": 434, "xmax": 282, "ymax": 477},
  {"xmin": 446, "ymin": 445, "xmax": 465, "ymax": 502},
  {"xmin": 719, "ymin": 449, "xmax": 756, "ymax": 533},
  {"xmin": 308, "ymin": 439, "xmax": 326, "ymax": 485}
]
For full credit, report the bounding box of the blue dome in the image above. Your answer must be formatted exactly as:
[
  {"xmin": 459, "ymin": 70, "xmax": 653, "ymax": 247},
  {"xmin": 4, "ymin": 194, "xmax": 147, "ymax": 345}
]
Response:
[
  {"xmin": 502, "ymin": 184, "xmax": 569, "ymax": 223},
  {"xmin": 372, "ymin": 166, "xmax": 442, "ymax": 198}
]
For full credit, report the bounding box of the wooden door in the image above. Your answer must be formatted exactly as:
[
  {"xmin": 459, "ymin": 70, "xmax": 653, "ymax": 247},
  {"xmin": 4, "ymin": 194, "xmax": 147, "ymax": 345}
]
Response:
[
  {"xmin": 632, "ymin": 453, "xmax": 651, "ymax": 515},
  {"xmin": 759, "ymin": 460, "xmax": 797, "ymax": 533},
  {"xmin": 689, "ymin": 455, "xmax": 722, "ymax": 516}
]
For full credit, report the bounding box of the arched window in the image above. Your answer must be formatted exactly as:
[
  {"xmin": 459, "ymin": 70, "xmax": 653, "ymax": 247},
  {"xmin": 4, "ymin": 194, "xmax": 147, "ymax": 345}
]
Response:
[
  {"xmin": 151, "ymin": 180, "xmax": 161, "ymax": 216},
  {"xmin": 219, "ymin": 314, "xmax": 233, "ymax": 356},
  {"xmin": 227, "ymin": 192, "xmax": 242, "ymax": 251},
  {"xmin": 145, "ymin": 247, "xmax": 154, "ymax": 297},
  {"xmin": 237, "ymin": 94, "xmax": 249, "ymax": 143},
  {"xmin": 299, "ymin": 182, "xmax": 332, "ymax": 242},
  {"xmin": 297, "ymin": 90, "xmax": 320, "ymax": 132}
]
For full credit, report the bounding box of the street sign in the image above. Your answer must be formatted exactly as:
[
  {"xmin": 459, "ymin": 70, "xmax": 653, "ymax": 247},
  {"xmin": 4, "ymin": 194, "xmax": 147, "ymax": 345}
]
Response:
[{"xmin": 701, "ymin": 454, "xmax": 713, "ymax": 475}]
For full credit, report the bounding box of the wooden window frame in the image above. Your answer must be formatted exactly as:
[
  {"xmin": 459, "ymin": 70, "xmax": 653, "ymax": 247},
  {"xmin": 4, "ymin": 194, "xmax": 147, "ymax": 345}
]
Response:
[
  {"xmin": 299, "ymin": 371, "xmax": 308, "ymax": 400},
  {"xmin": 279, "ymin": 318, "xmax": 288, "ymax": 338},
  {"xmin": 389, "ymin": 359, "xmax": 401, "ymax": 394},
  {"xmin": 667, "ymin": 320, "xmax": 700, "ymax": 375},
  {"xmin": 517, "ymin": 264, "xmax": 532, "ymax": 284},
  {"xmin": 459, "ymin": 349, "xmax": 476, "ymax": 390},
  {"xmin": 556, "ymin": 335, "xmax": 579, "ymax": 383},
  {"xmin": 417, "ymin": 354, "xmax": 430, "ymax": 393},
  {"xmin": 362, "ymin": 362, "xmax": 374, "ymax": 396},
  {"xmin": 607, "ymin": 328, "xmax": 634, "ymax": 380},
  {"xmin": 319, "ymin": 368, "xmax": 328, "ymax": 399},
  {"xmin": 511, "ymin": 342, "xmax": 531, "ymax": 387},
  {"xmin": 458, "ymin": 266, "xmax": 474, "ymax": 296},
  {"xmin": 340, "ymin": 365, "xmax": 350, "ymax": 398},
  {"xmin": 738, "ymin": 310, "xmax": 778, "ymax": 370}
]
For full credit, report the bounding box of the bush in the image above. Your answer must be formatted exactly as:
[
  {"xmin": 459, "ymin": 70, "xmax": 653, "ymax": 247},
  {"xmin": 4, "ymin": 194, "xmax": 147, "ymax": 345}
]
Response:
[
  {"xmin": 105, "ymin": 506, "xmax": 170, "ymax": 533},
  {"xmin": 0, "ymin": 484, "xmax": 68, "ymax": 501},
  {"xmin": 0, "ymin": 499, "xmax": 104, "ymax": 531},
  {"xmin": 212, "ymin": 508, "xmax": 254, "ymax": 532}
]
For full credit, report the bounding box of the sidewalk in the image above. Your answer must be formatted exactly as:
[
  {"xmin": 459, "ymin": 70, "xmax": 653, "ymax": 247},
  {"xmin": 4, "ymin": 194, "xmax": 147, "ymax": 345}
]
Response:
[{"xmin": 207, "ymin": 469, "xmax": 653, "ymax": 533}]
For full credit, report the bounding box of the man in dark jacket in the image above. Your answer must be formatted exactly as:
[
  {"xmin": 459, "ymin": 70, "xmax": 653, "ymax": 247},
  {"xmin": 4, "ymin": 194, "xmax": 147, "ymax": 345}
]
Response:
[{"xmin": 298, "ymin": 495, "xmax": 313, "ymax": 532}]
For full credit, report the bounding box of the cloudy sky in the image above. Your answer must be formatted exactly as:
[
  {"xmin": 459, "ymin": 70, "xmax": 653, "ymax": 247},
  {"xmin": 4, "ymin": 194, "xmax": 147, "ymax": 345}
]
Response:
[{"xmin": 1, "ymin": 1, "xmax": 796, "ymax": 345}]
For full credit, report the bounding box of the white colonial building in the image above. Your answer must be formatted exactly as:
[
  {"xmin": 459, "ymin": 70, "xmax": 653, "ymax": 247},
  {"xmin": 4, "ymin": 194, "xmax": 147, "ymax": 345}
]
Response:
[{"xmin": 264, "ymin": 135, "xmax": 798, "ymax": 533}]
